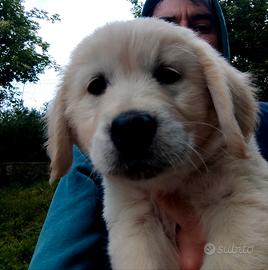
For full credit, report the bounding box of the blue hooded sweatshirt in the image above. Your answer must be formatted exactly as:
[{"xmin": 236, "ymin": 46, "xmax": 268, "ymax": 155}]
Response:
[{"xmin": 29, "ymin": 1, "xmax": 268, "ymax": 269}]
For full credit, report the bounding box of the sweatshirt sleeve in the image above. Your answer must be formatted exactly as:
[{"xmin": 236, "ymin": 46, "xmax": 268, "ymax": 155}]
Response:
[
  {"xmin": 256, "ymin": 102, "xmax": 268, "ymax": 161},
  {"xmin": 29, "ymin": 146, "xmax": 111, "ymax": 270}
]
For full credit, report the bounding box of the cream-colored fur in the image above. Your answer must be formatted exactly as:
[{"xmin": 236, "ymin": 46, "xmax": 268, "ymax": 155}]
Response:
[{"xmin": 47, "ymin": 18, "xmax": 268, "ymax": 269}]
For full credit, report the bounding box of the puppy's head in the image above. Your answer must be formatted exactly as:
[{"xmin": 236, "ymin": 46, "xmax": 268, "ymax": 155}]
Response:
[{"xmin": 47, "ymin": 18, "xmax": 257, "ymax": 182}]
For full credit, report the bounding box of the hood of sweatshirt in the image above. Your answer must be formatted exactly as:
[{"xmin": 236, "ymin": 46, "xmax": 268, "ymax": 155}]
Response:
[{"xmin": 142, "ymin": 0, "xmax": 230, "ymax": 60}]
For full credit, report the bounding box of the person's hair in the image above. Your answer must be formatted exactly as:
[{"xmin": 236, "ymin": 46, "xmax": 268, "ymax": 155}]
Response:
[{"xmin": 142, "ymin": 0, "xmax": 214, "ymax": 18}]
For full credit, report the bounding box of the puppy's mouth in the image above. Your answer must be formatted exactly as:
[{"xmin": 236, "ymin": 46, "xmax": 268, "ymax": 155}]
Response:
[
  {"xmin": 104, "ymin": 110, "xmax": 188, "ymax": 181},
  {"xmin": 110, "ymin": 152, "xmax": 171, "ymax": 180}
]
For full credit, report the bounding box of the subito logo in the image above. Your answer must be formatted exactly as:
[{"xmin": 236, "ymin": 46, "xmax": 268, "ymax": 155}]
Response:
[{"xmin": 204, "ymin": 243, "xmax": 216, "ymax": 255}]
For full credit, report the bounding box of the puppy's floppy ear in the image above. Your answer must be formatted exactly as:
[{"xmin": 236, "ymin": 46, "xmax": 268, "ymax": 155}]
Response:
[
  {"xmin": 195, "ymin": 46, "xmax": 257, "ymax": 159},
  {"xmin": 222, "ymin": 61, "xmax": 257, "ymax": 140},
  {"xmin": 46, "ymin": 82, "xmax": 73, "ymax": 183}
]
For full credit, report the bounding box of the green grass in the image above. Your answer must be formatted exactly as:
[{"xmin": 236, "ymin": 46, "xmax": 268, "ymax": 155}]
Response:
[{"xmin": 0, "ymin": 180, "xmax": 54, "ymax": 270}]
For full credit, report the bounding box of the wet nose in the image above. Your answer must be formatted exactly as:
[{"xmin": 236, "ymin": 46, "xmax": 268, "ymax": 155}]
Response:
[{"xmin": 110, "ymin": 111, "xmax": 157, "ymax": 158}]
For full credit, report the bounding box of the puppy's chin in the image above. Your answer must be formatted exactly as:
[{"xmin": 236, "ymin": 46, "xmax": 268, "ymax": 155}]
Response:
[
  {"xmin": 108, "ymin": 155, "xmax": 172, "ymax": 181},
  {"xmin": 92, "ymin": 145, "xmax": 190, "ymax": 182}
]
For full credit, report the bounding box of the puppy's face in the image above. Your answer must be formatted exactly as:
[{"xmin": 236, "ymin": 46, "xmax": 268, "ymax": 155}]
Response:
[{"xmin": 47, "ymin": 18, "xmax": 257, "ymax": 182}]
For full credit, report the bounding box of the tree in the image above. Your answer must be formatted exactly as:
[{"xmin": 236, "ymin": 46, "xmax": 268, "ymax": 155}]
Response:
[
  {"xmin": 0, "ymin": 0, "xmax": 60, "ymax": 106},
  {"xmin": 220, "ymin": 0, "xmax": 268, "ymax": 101},
  {"xmin": 128, "ymin": 0, "xmax": 268, "ymax": 101},
  {"xmin": 128, "ymin": 0, "xmax": 143, "ymax": 18}
]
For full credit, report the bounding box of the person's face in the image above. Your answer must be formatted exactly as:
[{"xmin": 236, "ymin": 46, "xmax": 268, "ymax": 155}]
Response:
[{"xmin": 153, "ymin": 0, "xmax": 219, "ymax": 49}]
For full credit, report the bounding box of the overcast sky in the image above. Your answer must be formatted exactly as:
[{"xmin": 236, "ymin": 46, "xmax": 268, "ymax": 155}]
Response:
[{"xmin": 23, "ymin": 0, "xmax": 136, "ymax": 109}]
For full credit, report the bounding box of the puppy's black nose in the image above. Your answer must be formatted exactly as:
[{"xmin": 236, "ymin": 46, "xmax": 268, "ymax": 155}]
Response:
[{"xmin": 110, "ymin": 111, "xmax": 157, "ymax": 157}]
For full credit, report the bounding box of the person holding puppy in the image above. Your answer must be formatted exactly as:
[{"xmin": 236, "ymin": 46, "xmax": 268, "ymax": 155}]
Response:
[{"xmin": 29, "ymin": 0, "xmax": 268, "ymax": 269}]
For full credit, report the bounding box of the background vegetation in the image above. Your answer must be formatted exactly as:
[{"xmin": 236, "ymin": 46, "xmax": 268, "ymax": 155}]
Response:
[
  {"xmin": 221, "ymin": 0, "xmax": 268, "ymax": 101},
  {"xmin": 0, "ymin": 103, "xmax": 47, "ymax": 162},
  {"xmin": 0, "ymin": 0, "xmax": 57, "ymax": 268},
  {"xmin": 0, "ymin": 0, "xmax": 60, "ymax": 107},
  {"xmin": 0, "ymin": 180, "xmax": 54, "ymax": 270}
]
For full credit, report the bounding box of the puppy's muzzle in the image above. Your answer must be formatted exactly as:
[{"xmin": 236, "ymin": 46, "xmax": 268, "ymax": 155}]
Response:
[
  {"xmin": 102, "ymin": 110, "xmax": 188, "ymax": 180},
  {"xmin": 110, "ymin": 110, "xmax": 157, "ymax": 159}
]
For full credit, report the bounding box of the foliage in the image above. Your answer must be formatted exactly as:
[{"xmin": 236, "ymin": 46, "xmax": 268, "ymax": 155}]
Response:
[
  {"xmin": 0, "ymin": 0, "xmax": 60, "ymax": 105},
  {"xmin": 128, "ymin": 0, "xmax": 268, "ymax": 101},
  {"xmin": 0, "ymin": 104, "xmax": 48, "ymax": 162},
  {"xmin": 220, "ymin": 0, "xmax": 268, "ymax": 101},
  {"xmin": 128, "ymin": 0, "xmax": 143, "ymax": 17},
  {"xmin": 0, "ymin": 180, "xmax": 54, "ymax": 270}
]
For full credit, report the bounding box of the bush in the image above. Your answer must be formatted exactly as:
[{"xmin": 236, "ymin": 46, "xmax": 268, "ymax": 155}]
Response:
[{"xmin": 0, "ymin": 105, "xmax": 48, "ymax": 162}]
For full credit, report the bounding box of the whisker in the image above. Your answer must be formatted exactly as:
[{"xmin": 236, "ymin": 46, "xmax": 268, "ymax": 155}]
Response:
[
  {"xmin": 181, "ymin": 121, "xmax": 223, "ymax": 136},
  {"xmin": 185, "ymin": 143, "xmax": 209, "ymax": 173},
  {"xmin": 157, "ymin": 140, "xmax": 206, "ymax": 176},
  {"xmin": 158, "ymin": 144, "xmax": 180, "ymax": 170},
  {"xmin": 185, "ymin": 153, "xmax": 203, "ymax": 175}
]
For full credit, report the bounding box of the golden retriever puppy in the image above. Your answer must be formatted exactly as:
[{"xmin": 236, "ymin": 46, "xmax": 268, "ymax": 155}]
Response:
[{"xmin": 47, "ymin": 18, "xmax": 268, "ymax": 270}]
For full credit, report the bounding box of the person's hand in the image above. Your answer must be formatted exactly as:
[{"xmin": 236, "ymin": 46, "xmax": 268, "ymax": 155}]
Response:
[{"xmin": 156, "ymin": 194, "xmax": 206, "ymax": 270}]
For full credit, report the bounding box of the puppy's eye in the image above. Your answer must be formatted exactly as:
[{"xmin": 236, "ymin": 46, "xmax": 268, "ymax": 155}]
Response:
[
  {"xmin": 87, "ymin": 75, "xmax": 107, "ymax": 96},
  {"xmin": 153, "ymin": 66, "xmax": 182, "ymax": 85}
]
